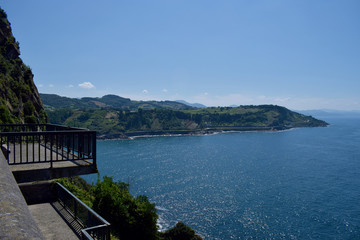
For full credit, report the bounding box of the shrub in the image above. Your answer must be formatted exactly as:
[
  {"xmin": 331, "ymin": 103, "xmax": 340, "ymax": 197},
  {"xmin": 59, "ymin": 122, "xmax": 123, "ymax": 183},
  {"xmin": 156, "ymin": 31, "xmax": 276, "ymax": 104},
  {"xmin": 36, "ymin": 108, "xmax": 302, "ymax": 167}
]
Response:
[
  {"xmin": 0, "ymin": 104, "xmax": 12, "ymax": 124},
  {"xmin": 23, "ymin": 100, "xmax": 35, "ymax": 116},
  {"xmin": 92, "ymin": 176, "xmax": 158, "ymax": 240},
  {"xmin": 161, "ymin": 222, "xmax": 203, "ymax": 240},
  {"xmin": 24, "ymin": 115, "xmax": 37, "ymax": 124},
  {"xmin": 39, "ymin": 109, "xmax": 48, "ymax": 123},
  {"xmin": 57, "ymin": 176, "xmax": 204, "ymax": 240}
]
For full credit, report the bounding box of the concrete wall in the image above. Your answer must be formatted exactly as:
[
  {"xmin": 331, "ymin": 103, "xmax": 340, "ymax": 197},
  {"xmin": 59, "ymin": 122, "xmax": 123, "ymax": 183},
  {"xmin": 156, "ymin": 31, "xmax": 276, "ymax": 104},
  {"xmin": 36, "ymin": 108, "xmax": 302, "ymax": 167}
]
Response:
[
  {"xmin": 19, "ymin": 181, "xmax": 57, "ymax": 205},
  {"xmin": 0, "ymin": 152, "xmax": 44, "ymax": 240}
]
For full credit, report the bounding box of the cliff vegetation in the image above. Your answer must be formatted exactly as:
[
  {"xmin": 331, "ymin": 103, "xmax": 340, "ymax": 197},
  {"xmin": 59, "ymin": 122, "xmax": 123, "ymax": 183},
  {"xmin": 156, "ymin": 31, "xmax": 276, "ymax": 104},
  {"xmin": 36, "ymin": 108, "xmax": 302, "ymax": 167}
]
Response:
[
  {"xmin": 58, "ymin": 176, "xmax": 203, "ymax": 240},
  {"xmin": 0, "ymin": 8, "xmax": 47, "ymax": 124}
]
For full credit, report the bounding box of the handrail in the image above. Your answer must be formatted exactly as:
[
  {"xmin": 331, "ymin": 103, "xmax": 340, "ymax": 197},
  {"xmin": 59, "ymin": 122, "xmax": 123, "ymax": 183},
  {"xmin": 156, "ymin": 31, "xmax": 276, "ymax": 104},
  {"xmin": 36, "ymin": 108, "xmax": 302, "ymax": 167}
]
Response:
[
  {"xmin": 0, "ymin": 124, "xmax": 97, "ymax": 168},
  {"xmin": 55, "ymin": 182, "xmax": 111, "ymax": 240},
  {"xmin": 81, "ymin": 225, "xmax": 111, "ymax": 240},
  {"xmin": 0, "ymin": 123, "xmax": 89, "ymax": 132}
]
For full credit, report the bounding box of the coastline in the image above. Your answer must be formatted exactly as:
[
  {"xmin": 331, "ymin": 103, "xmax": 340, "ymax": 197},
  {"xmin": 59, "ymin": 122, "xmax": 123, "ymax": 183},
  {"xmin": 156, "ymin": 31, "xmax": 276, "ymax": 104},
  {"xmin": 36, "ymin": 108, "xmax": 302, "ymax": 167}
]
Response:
[{"xmin": 96, "ymin": 126, "xmax": 309, "ymax": 140}]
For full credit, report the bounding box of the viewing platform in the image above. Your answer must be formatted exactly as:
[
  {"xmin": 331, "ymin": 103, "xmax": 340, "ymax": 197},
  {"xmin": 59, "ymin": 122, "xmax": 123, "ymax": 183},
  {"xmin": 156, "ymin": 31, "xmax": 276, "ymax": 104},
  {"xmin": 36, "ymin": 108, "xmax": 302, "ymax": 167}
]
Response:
[
  {"xmin": 0, "ymin": 124, "xmax": 97, "ymax": 183},
  {"xmin": 20, "ymin": 181, "xmax": 111, "ymax": 240},
  {"xmin": 0, "ymin": 123, "xmax": 110, "ymax": 240}
]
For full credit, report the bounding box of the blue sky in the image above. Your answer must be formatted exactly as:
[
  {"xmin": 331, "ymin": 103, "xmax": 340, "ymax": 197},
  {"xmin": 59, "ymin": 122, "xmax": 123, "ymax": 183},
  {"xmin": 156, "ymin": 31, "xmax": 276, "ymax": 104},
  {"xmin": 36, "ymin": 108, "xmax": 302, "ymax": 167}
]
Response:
[{"xmin": 2, "ymin": 1, "xmax": 360, "ymax": 110}]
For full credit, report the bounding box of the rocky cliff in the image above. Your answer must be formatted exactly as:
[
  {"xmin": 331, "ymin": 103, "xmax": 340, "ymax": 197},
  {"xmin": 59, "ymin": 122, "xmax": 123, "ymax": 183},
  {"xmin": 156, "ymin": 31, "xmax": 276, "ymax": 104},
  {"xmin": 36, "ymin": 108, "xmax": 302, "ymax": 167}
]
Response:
[{"xmin": 0, "ymin": 8, "xmax": 47, "ymax": 124}]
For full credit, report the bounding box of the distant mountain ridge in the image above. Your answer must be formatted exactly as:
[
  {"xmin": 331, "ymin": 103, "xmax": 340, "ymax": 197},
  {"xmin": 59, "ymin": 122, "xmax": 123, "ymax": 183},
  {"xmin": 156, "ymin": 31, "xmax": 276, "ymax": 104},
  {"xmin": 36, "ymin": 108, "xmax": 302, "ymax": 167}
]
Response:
[
  {"xmin": 299, "ymin": 109, "xmax": 360, "ymax": 118},
  {"xmin": 40, "ymin": 93, "xmax": 195, "ymax": 111},
  {"xmin": 175, "ymin": 100, "xmax": 206, "ymax": 108}
]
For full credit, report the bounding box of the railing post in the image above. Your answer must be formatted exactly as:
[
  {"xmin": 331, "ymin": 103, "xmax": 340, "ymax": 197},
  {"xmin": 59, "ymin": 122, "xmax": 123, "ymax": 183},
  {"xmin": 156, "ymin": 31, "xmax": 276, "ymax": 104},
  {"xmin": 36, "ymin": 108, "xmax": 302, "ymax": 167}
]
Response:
[
  {"xmin": 19, "ymin": 135, "xmax": 22, "ymax": 164},
  {"xmin": 38, "ymin": 134, "xmax": 41, "ymax": 163},
  {"xmin": 44, "ymin": 134, "xmax": 47, "ymax": 163},
  {"xmin": 25, "ymin": 134, "xmax": 28, "ymax": 163},
  {"xmin": 92, "ymin": 132, "xmax": 97, "ymax": 169},
  {"xmin": 50, "ymin": 134, "xmax": 53, "ymax": 169},
  {"xmin": 7, "ymin": 136, "xmax": 9, "ymax": 162},
  {"xmin": 72, "ymin": 133, "xmax": 75, "ymax": 160},
  {"xmin": 74, "ymin": 197, "xmax": 78, "ymax": 220},
  {"xmin": 106, "ymin": 227, "xmax": 110, "ymax": 240},
  {"xmin": 13, "ymin": 135, "xmax": 16, "ymax": 164}
]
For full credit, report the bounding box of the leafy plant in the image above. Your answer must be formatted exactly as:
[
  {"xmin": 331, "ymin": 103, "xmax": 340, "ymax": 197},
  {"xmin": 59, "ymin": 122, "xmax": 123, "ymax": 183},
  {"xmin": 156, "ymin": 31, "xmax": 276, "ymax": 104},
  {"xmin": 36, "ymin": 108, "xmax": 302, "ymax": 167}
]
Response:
[
  {"xmin": 160, "ymin": 222, "xmax": 203, "ymax": 240},
  {"xmin": 0, "ymin": 104, "xmax": 13, "ymax": 124},
  {"xmin": 57, "ymin": 176, "xmax": 204, "ymax": 240},
  {"xmin": 23, "ymin": 100, "xmax": 35, "ymax": 116},
  {"xmin": 92, "ymin": 176, "xmax": 158, "ymax": 240}
]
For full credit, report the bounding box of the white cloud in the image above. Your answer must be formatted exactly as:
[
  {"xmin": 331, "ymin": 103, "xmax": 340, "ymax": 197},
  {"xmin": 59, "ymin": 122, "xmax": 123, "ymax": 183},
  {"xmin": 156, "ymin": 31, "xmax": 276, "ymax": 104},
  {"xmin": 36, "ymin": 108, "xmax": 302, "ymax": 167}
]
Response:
[
  {"xmin": 49, "ymin": 84, "xmax": 54, "ymax": 88},
  {"xmin": 162, "ymin": 89, "xmax": 168, "ymax": 93},
  {"xmin": 273, "ymin": 97, "xmax": 291, "ymax": 103},
  {"xmin": 142, "ymin": 89, "xmax": 148, "ymax": 94},
  {"xmin": 78, "ymin": 82, "xmax": 95, "ymax": 89},
  {"xmin": 38, "ymin": 84, "xmax": 43, "ymax": 88},
  {"xmin": 68, "ymin": 84, "xmax": 74, "ymax": 88}
]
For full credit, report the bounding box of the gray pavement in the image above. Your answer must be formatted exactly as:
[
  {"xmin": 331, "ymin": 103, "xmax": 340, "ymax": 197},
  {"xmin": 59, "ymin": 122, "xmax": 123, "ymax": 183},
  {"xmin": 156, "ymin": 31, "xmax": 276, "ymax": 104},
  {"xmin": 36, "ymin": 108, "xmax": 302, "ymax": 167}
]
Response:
[{"xmin": 29, "ymin": 203, "xmax": 79, "ymax": 240}]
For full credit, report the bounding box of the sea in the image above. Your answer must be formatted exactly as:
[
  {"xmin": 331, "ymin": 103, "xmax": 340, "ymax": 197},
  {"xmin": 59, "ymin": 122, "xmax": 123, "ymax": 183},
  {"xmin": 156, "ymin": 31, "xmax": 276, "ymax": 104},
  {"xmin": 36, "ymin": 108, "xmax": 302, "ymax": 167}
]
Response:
[{"xmin": 83, "ymin": 114, "xmax": 360, "ymax": 239}]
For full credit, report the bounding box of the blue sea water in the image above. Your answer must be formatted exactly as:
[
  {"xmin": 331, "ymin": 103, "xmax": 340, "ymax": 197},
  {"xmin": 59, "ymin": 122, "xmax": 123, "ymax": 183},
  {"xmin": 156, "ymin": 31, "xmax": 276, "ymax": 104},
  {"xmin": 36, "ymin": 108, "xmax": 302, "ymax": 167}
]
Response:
[{"xmin": 84, "ymin": 116, "xmax": 360, "ymax": 239}]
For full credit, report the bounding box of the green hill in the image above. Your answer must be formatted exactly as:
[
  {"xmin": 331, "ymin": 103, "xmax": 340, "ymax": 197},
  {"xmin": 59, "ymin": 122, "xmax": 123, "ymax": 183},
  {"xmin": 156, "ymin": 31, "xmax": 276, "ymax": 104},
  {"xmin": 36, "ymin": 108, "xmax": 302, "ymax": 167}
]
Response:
[
  {"xmin": 40, "ymin": 93, "xmax": 194, "ymax": 111},
  {"xmin": 45, "ymin": 104, "xmax": 328, "ymax": 139}
]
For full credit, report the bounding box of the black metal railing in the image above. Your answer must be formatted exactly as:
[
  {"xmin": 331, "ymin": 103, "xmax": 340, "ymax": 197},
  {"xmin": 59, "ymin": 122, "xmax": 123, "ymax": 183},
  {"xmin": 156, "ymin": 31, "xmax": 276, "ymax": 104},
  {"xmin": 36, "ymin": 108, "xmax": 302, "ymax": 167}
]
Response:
[
  {"xmin": 55, "ymin": 183, "xmax": 111, "ymax": 240},
  {"xmin": 0, "ymin": 124, "xmax": 96, "ymax": 168}
]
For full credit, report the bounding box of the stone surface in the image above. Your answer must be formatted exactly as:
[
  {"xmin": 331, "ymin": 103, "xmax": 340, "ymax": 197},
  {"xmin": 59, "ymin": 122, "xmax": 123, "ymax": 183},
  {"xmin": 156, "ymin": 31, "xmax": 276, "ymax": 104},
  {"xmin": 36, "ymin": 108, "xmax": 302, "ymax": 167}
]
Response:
[
  {"xmin": 28, "ymin": 203, "xmax": 79, "ymax": 240},
  {"xmin": 0, "ymin": 153, "xmax": 44, "ymax": 240}
]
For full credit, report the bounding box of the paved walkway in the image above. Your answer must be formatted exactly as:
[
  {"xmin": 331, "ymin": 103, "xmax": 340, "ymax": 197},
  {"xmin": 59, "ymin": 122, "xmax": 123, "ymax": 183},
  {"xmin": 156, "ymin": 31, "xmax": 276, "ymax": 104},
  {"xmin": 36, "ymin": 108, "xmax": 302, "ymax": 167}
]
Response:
[{"xmin": 29, "ymin": 203, "xmax": 79, "ymax": 240}]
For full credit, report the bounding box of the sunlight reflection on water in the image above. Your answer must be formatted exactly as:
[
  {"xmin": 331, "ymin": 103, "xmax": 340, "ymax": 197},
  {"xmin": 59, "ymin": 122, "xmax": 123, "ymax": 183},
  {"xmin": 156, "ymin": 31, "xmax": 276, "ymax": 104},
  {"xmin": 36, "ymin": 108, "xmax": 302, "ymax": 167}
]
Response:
[{"xmin": 84, "ymin": 117, "xmax": 360, "ymax": 239}]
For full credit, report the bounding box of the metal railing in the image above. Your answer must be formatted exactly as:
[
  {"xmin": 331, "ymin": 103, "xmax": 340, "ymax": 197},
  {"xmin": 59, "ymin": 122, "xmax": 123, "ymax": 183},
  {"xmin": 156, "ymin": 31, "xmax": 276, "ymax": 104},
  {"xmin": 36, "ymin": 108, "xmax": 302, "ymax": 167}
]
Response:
[
  {"xmin": 55, "ymin": 182, "xmax": 111, "ymax": 240},
  {"xmin": 0, "ymin": 124, "xmax": 96, "ymax": 168}
]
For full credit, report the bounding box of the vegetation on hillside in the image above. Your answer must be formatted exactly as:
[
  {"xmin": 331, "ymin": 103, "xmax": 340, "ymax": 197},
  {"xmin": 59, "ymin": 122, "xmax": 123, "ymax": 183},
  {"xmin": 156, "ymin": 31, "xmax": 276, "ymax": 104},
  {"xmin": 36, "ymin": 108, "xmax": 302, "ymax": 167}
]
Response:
[
  {"xmin": 40, "ymin": 93, "xmax": 194, "ymax": 111},
  {"xmin": 45, "ymin": 103, "xmax": 328, "ymax": 138},
  {"xmin": 0, "ymin": 8, "xmax": 47, "ymax": 124},
  {"xmin": 57, "ymin": 176, "xmax": 203, "ymax": 240}
]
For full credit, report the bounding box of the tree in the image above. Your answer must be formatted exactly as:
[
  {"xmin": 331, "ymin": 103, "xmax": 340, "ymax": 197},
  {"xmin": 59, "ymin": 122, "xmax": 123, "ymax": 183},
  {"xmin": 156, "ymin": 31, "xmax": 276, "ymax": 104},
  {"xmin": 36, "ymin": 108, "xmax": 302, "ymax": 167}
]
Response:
[
  {"xmin": 23, "ymin": 100, "xmax": 35, "ymax": 116},
  {"xmin": 0, "ymin": 104, "xmax": 13, "ymax": 123},
  {"xmin": 161, "ymin": 222, "xmax": 203, "ymax": 240},
  {"xmin": 92, "ymin": 176, "xmax": 158, "ymax": 240}
]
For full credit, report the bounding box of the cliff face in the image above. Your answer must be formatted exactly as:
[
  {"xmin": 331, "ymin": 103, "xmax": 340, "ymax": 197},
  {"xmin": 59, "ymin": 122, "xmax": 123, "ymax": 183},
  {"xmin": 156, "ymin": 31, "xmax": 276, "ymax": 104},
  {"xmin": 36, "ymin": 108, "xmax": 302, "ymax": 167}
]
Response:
[{"xmin": 0, "ymin": 8, "xmax": 47, "ymax": 124}]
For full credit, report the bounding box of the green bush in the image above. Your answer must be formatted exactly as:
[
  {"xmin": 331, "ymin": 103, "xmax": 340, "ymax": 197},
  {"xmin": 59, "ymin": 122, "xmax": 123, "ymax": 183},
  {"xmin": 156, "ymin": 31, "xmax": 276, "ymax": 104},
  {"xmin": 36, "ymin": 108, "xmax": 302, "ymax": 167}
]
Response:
[
  {"xmin": 0, "ymin": 104, "xmax": 13, "ymax": 124},
  {"xmin": 39, "ymin": 109, "xmax": 48, "ymax": 123},
  {"xmin": 57, "ymin": 176, "xmax": 204, "ymax": 240},
  {"xmin": 23, "ymin": 100, "xmax": 35, "ymax": 116},
  {"xmin": 24, "ymin": 115, "xmax": 37, "ymax": 124},
  {"xmin": 57, "ymin": 177, "xmax": 94, "ymax": 207},
  {"xmin": 92, "ymin": 176, "xmax": 158, "ymax": 240},
  {"xmin": 161, "ymin": 222, "xmax": 203, "ymax": 240}
]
